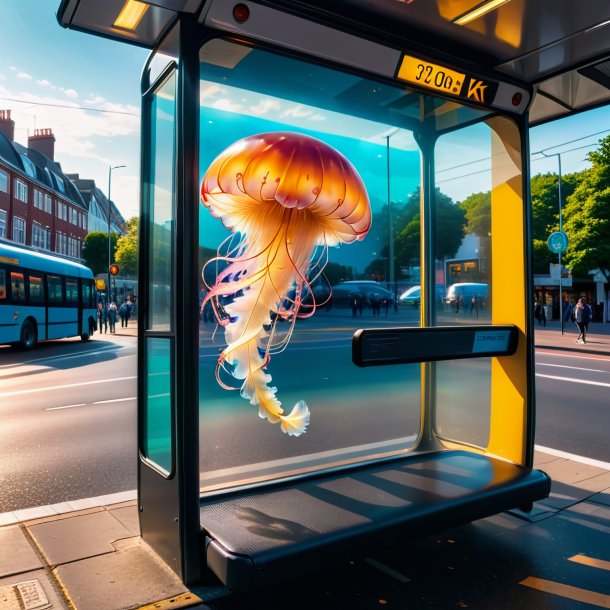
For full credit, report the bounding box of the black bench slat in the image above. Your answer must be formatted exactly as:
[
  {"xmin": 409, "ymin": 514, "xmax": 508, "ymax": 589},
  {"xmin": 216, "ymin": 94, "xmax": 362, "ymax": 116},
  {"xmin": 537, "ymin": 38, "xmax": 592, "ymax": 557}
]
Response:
[{"xmin": 200, "ymin": 450, "xmax": 550, "ymax": 591}]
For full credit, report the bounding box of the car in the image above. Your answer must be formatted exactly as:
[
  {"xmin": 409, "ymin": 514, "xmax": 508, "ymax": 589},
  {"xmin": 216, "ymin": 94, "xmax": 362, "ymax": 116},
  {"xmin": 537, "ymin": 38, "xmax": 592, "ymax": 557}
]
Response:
[
  {"xmin": 444, "ymin": 282, "xmax": 488, "ymax": 306},
  {"xmin": 399, "ymin": 285, "xmax": 445, "ymax": 306},
  {"xmin": 329, "ymin": 281, "xmax": 395, "ymax": 308}
]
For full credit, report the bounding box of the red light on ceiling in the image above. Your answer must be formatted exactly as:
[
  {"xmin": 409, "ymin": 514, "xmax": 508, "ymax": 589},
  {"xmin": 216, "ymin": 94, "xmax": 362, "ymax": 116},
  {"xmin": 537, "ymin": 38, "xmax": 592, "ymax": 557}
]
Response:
[
  {"xmin": 512, "ymin": 92, "xmax": 523, "ymax": 106},
  {"xmin": 233, "ymin": 3, "xmax": 250, "ymax": 23}
]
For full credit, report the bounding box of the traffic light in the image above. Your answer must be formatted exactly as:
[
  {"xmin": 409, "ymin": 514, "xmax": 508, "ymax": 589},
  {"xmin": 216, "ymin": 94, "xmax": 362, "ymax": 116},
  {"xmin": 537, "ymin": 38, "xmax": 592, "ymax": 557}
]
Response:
[{"xmin": 109, "ymin": 264, "xmax": 120, "ymax": 276}]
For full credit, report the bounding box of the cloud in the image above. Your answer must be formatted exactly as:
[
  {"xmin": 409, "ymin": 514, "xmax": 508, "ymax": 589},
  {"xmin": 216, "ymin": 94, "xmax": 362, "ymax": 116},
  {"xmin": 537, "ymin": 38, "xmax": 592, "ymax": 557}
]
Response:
[
  {"xmin": 36, "ymin": 79, "xmax": 54, "ymax": 88},
  {"xmin": 63, "ymin": 88, "xmax": 78, "ymax": 99},
  {"xmin": 249, "ymin": 99, "xmax": 280, "ymax": 115},
  {"xmin": 280, "ymin": 104, "xmax": 313, "ymax": 119},
  {"xmin": 201, "ymin": 84, "xmax": 222, "ymax": 101},
  {"xmin": 17, "ymin": 72, "xmax": 32, "ymax": 80},
  {"xmin": 213, "ymin": 98, "xmax": 243, "ymax": 112}
]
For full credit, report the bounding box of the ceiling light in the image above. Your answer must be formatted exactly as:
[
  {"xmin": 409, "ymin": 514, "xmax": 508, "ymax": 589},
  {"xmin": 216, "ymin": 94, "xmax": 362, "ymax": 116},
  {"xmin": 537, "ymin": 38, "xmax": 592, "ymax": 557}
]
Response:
[
  {"xmin": 453, "ymin": 0, "xmax": 511, "ymax": 26},
  {"xmin": 113, "ymin": 0, "xmax": 150, "ymax": 31}
]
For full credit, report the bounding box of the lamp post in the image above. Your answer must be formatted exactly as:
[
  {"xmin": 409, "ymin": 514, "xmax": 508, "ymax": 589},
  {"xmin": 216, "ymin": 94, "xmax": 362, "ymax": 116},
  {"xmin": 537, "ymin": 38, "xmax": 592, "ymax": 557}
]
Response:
[
  {"xmin": 108, "ymin": 164, "xmax": 126, "ymax": 303},
  {"xmin": 540, "ymin": 151, "xmax": 564, "ymax": 334},
  {"xmin": 385, "ymin": 128, "xmax": 399, "ymax": 309}
]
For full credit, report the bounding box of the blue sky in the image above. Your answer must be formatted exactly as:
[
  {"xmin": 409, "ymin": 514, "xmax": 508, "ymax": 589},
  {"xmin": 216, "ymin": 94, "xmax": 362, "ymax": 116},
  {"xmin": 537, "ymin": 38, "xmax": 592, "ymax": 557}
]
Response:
[{"xmin": 2, "ymin": 0, "xmax": 610, "ymax": 221}]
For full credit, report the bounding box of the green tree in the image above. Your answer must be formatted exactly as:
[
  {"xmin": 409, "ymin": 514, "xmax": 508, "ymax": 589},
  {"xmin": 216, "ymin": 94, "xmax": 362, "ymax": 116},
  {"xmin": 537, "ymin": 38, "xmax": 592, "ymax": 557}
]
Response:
[
  {"xmin": 115, "ymin": 217, "xmax": 139, "ymax": 277},
  {"xmin": 530, "ymin": 172, "xmax": 579, "ymax": 240},
  {"xmin": 460, "ymin": 191, "xmax": 490, "ymax": 238},
  {"xmin": 82, "ymin": 232, "xmax": 118, "ymax": 276},
  {"xmin": 562, "ymin": 136, "xmax": 610, "ymax": 276},
  {"xmin": 394, "ymin": 187, "xmax": 465, "ymax": 269}
]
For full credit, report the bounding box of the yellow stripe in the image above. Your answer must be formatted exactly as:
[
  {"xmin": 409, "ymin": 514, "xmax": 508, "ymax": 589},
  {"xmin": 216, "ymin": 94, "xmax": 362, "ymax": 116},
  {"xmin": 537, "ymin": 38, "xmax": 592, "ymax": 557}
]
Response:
[
  {"xmin": 520, "ymin": 576, "xmax": 610, "ymax": 607},
  {"xmin": 136, "ymin": 592, "xmax": 203, "ymax": 609},
  {"xmin": 569, "ymin": 554, "xmax": 610, "ymax": 571}
]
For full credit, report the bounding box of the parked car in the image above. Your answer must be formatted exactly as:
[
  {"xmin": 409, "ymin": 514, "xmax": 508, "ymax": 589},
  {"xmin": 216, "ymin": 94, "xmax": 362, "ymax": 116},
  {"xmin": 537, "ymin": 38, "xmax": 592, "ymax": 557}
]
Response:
[
  {"xmin": 399, "ymin": 285, "xmax": 445, "ymax": 306},
  {"xmin": 329, "ymin": 281, "xmax": 395, "ymax": 308},
  {"xmin": 444, "ymin": 282, "xmax": 488, "ymax": 307}
]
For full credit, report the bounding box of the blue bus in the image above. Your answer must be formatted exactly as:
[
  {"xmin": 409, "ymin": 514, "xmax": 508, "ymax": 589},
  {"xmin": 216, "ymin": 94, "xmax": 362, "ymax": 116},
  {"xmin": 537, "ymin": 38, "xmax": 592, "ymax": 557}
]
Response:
[{"xmin": 0, "ymin": 241, "xmax": 97, "ymax": 349}]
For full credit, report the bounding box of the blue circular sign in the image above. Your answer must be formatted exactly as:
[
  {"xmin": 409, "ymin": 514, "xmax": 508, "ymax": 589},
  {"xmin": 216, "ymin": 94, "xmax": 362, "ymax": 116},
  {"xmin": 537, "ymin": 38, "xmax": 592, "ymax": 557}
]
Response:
[{"xmin": 547, "ymin": 231, "xmax": 568, "ymax": 253}]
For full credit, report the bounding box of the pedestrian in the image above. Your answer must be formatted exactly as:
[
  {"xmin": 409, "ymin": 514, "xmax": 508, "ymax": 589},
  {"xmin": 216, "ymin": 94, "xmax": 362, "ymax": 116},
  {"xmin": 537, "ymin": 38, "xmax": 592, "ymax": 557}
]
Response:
[
  {"xmin": 119, "ymin": 300, "xmax": 129, "ymax": 327},
  {"xmin": 573, "ymin": 297, "xmax": 592, "ymax": 344},
  {"xmin": 108, "ymin": 301, "xmax": 117, "ymax": 333},
  {"xmin": 350, "ymin": 293, "xmax": 359, "ymax": 318},
  {"xmin": 97, "ymin": 302, "xmax": 108, "ymax": 334},
  {"xmin": 539, "ymin": 303, "xmax": 547, "ymax": 327},
  {"xmin": 471, "ymin": 295, "xmax": 479, "ymax": 319}
]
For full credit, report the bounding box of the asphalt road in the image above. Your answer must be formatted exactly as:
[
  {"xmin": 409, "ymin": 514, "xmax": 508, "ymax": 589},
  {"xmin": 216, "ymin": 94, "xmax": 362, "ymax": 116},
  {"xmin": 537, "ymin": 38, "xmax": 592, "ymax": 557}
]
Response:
[{"xmin": 1, "ymin": 318, "xmax": 609, "ymax": 513}]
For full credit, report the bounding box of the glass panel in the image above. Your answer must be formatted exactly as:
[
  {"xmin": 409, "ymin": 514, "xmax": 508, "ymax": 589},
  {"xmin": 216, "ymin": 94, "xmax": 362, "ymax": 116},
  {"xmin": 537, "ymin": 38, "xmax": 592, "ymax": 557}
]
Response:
[
  {"xmin": 47, "ymin": 275, "xmax": 64, "ymax": 304},
  {"xmin": 147, "ymin": 72, "xmax": 176, "ymax": 331},
  {"xmin": 0, "ymin": 269, "xmax": 5, "ymax": 299},
  {"xmin": 144, "ymin": 337, "xmax": 173, "ymax": 473},
  {"xmin": 198, "ymin": 40, "xmax": 423, "ymax": 492},
  {"xmin": 29, "ymin": 275, "xmax": 44, "ymax": 303},
  {"xmin": 82, "ymin": 282, "xmax": 92, "ymax": 308},
  {"xmin": 432, "ymin": 120, "xmax": 523, "ymax": 449},
  {"xmin": 65, "ymin": 280, "xmax": 79, "ymax": 306},
  {"xmin": 10, "ymin": 272, "xmax": 25, "ymax": 302}
]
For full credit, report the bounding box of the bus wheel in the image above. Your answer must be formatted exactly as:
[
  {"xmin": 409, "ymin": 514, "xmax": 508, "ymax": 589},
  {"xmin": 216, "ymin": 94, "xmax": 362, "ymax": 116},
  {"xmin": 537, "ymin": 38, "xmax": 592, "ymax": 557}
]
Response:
[
  {"xmin": 20, "ymin": 319, "xmax": 37, "ymax": 350},
  {"xmin": 81, "ymin": 318, "xmax": 95, "ymax": 341}
]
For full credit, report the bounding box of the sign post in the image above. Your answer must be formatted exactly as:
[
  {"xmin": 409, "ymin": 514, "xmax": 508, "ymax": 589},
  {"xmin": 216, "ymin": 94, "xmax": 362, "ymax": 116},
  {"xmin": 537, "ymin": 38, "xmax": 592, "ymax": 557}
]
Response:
[{"xmin": 547, "ymin": 231, "xmax": 568, "ymax": 334}]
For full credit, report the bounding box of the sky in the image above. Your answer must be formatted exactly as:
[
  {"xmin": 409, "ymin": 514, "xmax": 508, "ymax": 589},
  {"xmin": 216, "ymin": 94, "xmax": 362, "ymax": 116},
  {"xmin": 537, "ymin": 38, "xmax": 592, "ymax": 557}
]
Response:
[{"xmin": 2, "ymin": 0, "xmax": 610, "ymax": 222}]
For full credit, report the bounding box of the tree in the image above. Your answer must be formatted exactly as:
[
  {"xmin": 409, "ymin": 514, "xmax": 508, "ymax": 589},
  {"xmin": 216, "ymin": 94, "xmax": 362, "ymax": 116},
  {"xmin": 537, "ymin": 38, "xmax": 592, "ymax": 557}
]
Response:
[
  {"xmin": 394, "ymin": 187, "xmax": 465, "ymax": 269},
  {"xmin": 460, "ymin": 191, "xmax": 490, "ymax": 238},
  {"xmin": 82, "ymin": 232, "xmax": 118, "ymax": 276},
  {"xmin": 115, "ymin": 217, "xmax": 139, "ymax": 277},
  {"xmin": 530, "ymin": 172, "xmax": 578, "ymax": 240},
  {"xmin": 562, "ymin": 136, "xmax": 610, "ymax": 277}
]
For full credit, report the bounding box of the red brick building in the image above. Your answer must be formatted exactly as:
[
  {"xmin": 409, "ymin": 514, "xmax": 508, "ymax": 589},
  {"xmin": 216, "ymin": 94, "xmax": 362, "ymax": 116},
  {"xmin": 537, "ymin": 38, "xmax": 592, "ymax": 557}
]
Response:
[{"xmin": 0, "ymin": 110, "xmax": 88, "ymax": 258}]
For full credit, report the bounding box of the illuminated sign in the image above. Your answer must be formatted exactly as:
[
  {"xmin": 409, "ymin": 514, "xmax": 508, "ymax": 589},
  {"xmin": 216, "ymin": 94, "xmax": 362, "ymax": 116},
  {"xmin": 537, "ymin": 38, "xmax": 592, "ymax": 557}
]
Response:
[
  {"xmin": 397, "ymin": 54, "xmax": 498, "ymax": 106},
  {"xmin": 109, "ymin": 264, "xmax": 120, "ymax": 276},
  {"xmin": 96, "ymin": 279, "xmax": 106, "ymax": 290}
]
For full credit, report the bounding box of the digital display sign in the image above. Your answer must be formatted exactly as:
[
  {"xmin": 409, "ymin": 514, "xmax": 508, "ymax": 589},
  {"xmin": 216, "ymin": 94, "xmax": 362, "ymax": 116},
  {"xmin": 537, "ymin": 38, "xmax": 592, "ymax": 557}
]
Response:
[{"xmin": 397, "ymin": 54, "xmax": 498, "ymax": 106}]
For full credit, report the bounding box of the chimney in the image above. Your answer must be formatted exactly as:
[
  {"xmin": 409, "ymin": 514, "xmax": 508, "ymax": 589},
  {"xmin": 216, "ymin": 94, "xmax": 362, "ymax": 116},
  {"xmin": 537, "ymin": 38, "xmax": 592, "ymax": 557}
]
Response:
[
  {"xmin": 28, "ymin": 128, "xmax": 56, "ymax": 161},
  {"xmin": 0, "ymin": 110, "xmax": 15, "ymax": 141}
]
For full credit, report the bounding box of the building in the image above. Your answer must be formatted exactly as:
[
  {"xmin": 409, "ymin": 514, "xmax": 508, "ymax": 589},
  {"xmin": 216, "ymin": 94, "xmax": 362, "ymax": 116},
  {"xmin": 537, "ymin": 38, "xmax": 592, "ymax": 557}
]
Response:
[
  {"xmin": 67, "ymin": 174, "xmax": 126, "ymax": 235},
  {"xmin": 0, "ymin": 109, "xmax": 124, "ymax": 260}
]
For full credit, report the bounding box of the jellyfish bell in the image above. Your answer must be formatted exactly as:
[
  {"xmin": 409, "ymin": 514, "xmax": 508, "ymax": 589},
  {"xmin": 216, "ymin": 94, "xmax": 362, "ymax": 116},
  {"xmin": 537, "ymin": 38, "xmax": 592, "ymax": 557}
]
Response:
[{"xmin": 201, "ymin": 132, "xmax": 371, "ymax": 435}]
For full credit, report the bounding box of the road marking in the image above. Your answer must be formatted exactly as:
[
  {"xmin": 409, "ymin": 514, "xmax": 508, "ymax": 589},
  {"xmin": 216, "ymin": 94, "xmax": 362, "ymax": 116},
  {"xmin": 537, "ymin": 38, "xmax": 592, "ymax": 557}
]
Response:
[
  {"xmin": 535, "ymin": 445, "xmax": 610, "ymax": 471},
  {"xmin": 536, "ymin": 363, "xmax": 606, "ymax": 373},
  {"xmin": 535, "ymin": 373, "xmax": 610, "ymax": 388},
  {"xmin": 520, "ymin": 576, "xmax": 610, "ymax": 607},
  {"xmin": 92, "ymin": 397, "xmax": 137, "ymax": 405},
  {"xmin": 45, "ymin": 403, "xmax": 87, "ymax": 411},
  {"xmin": 569, "ymin": 554, "xmax": 610, "ymax": 571},
  {"xmin": 0, "ymin": 376, "xmax": 136, "ymax": 398},
  {"xmin": 536, "ymin": 350, "xmax": 610, "ymax": 362}
]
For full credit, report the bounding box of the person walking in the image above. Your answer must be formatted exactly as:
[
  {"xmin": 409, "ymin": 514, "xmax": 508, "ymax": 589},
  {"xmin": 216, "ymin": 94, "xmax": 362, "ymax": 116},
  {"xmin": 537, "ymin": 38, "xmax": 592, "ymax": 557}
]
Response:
[
  {"xmin": 573, "ymin": 297, "xmax": 592, "ymax": 344},
  {"xmin": 97, "ymin": 302, "xmax": 108, "ymax": 334},
  {"xmin": 119, "ymin": 300, "xmax": 129, "ymax": 327},
  {"xmin": 108, "ymin": 301, "xmax": 118, "ymax": 334}
]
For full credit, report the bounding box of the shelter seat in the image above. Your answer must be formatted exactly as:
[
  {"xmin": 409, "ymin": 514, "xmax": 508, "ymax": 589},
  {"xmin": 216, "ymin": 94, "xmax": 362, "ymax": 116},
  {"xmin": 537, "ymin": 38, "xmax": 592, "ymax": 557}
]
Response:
[{"xmin": 200, "ymin": 450, "xmax": 550, "ymax": 591}]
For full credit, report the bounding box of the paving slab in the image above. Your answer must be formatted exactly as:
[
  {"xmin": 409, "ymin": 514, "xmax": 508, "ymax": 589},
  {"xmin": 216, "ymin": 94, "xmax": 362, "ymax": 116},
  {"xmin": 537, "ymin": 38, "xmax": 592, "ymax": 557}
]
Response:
[
  {"xmin": 54, "ymin": 538, "xmax": 188, "ymax": 610},
  {"xmin": 0, "ymin": 526, "xmax": 42, "ymax": 578},
  {"xmin": 108, "ymin": 505, "xmax": 140, "ymax": 536},
  {"xmin": 0, "ymin": 569, "xmax": 67, "ymax": 610},
  {"xmin": 27, "ymin": 510, "xmax": 133, "ymax": 567}
]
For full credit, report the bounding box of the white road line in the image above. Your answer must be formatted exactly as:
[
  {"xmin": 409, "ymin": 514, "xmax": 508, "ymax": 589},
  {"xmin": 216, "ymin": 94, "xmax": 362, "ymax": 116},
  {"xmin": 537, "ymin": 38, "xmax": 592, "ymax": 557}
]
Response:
[
  {"xmin": 535, "ymin": 445, "xmax": 610, "ymax": 471},
  {"xmin": 535, "ymin": 373, "xmax": 610, "ymax": 388},
  {"xmin": 45, "ymin": 403, "xmax": 87, "ymax": 411},
  {"xmin": 92, "ymin": 397, "xmax": 137, "ymax": 405},
  {"xmin": 536, "ymin": 363, "xmax": 606, "ymax": 373},
  {"xmin": 0, "ymin": 376, "xmax": 136, "ymax": 398},
  {"xmin": 536, "ymin": 351, "xmax": 610, "ymax": 362}
]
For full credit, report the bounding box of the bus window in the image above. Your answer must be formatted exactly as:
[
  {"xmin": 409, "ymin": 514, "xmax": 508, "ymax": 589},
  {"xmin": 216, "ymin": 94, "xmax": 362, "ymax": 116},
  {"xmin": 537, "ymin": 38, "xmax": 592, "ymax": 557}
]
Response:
[
  {"xmin": 82, "ymin": 281, "xmax": 92, "ymax": 308},
  {"xmin": 65, "ymin": 279, "xmax": 79, "ymax": 306},
  {"xmin": 0, "ymin": 269, "xmax": 5, "ymax": 300},
  {"xmin": 47, "ymin": 275, "xmax": 64, "ymax": 304},
  {"xmin": 11, "ymin": 272, "xmax": 25, "ymax": 302},
  {"xmin": 28, "ymin": 275, "xmax": 44, "ymax": 303}
]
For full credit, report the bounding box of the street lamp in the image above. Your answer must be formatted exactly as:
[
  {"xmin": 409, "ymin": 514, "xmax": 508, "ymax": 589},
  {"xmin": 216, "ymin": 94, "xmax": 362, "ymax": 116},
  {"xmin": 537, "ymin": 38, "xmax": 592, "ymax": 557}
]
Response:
[
  {"xmin": 385, "ymin": 128, "xmax": 399, "ymax": 308},
  {"xmin": 108, "ymin": 164, "xmax": 126, "ymax": 303},
  {"xmin": 540, "ymin": 151, "xmax": 564, "ymax": 334}
]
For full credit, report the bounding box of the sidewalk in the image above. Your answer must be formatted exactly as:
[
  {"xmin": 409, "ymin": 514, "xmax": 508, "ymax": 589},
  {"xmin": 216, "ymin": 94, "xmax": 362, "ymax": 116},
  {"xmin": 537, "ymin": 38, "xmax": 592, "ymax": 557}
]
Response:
[
  {"xmin": 534, "ymin": 319, "xmax": 610, "ymax": 355},
  {"xmin": 1, "ymin": 447, "xmax": 609, "ymax": 610}
]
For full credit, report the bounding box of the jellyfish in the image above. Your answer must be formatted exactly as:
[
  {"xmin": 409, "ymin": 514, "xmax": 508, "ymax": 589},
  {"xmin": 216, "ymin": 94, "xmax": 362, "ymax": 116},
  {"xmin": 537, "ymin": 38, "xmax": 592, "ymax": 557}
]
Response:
[{"xmin": 201, "ymin": 132, "xmax": 371, "ymax": 436}]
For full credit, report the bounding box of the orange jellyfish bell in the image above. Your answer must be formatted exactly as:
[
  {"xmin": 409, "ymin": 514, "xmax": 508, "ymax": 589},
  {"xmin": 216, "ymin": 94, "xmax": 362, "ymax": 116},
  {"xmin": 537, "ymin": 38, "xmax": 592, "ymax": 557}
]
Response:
[{"xmin": 201, "ymin": 132, "xmax": 371, "ymax": 436}]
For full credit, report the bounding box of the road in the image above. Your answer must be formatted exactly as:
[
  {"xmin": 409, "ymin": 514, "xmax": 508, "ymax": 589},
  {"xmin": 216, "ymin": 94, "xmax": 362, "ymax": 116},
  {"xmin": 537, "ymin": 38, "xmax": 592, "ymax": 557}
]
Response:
[{"xmin": 1, "ymin": 321, "xmax": 609, "ymax": 513}]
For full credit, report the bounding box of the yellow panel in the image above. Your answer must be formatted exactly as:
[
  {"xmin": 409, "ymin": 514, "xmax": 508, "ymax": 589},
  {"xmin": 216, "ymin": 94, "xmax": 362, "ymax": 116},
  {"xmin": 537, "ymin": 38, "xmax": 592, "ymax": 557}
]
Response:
[{"xmin": 486, "ymin": 116, "xmax": 527, "ymax": 464}]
